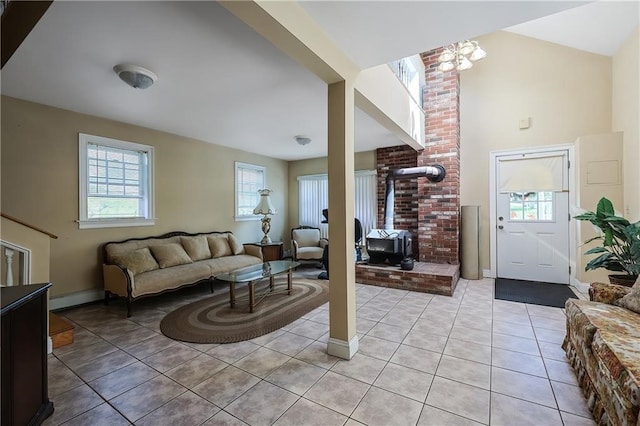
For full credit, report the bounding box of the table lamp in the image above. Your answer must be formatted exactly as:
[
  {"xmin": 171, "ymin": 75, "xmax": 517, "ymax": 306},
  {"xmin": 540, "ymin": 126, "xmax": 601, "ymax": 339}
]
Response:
[{"xmin": 253, "ymin": 189, "xmax": 277, "ymax": 244}]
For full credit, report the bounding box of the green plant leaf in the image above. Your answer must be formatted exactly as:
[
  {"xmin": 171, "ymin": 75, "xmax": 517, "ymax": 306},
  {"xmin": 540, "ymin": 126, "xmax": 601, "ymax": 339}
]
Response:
[
  {"xmin": 584, "ymin": 246, "xmax": 608, "ymax": 255},
  {"xmin": 596, "ymin": 197, "xmax": 614, "ymax": 217}
]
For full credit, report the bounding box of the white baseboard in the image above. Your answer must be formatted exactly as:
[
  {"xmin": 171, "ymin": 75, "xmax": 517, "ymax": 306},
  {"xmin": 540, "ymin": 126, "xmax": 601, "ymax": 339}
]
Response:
[
  {"xmin": 327, "ymin": 336, "xmax": 359, "ymax": 360},
  {"xmin": 50, "ymin": 289, "xmax": 103, "ymax": 311},
  {"xmin": 483, "ymin": 269, "xmax": 492, "ymax": 278}
]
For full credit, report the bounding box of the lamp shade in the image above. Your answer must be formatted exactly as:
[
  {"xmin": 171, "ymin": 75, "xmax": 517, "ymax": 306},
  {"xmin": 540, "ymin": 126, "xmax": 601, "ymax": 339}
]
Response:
[{"xmin": 253, "ymin": 189, "xmax": 277, "ymax": 215}]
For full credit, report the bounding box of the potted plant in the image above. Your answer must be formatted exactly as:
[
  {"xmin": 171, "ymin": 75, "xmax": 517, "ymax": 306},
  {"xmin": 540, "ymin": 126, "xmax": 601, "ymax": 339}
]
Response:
[{"xmin": 575, "ymin": 197, "xmax": 640, "ymax": 286}]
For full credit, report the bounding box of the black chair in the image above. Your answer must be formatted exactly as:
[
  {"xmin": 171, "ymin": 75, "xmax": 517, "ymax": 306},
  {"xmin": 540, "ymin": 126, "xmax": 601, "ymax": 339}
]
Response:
[{"xmin": 319, "ymin": 214, "xmax": 363, "ymax": 280}]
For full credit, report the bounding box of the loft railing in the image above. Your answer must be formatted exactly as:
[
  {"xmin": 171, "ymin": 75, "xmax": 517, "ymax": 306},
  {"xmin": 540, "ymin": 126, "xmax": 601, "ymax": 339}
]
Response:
[{"xmin": 388, "ymin": 55, "xmax": 425, "ymax": 108}]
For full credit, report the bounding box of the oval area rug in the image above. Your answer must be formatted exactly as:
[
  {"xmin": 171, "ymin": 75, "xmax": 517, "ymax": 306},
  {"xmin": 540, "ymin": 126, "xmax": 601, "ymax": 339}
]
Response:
[{"xmin": 160, "ymin": 278, "xmax": 329, "ymax": 343}]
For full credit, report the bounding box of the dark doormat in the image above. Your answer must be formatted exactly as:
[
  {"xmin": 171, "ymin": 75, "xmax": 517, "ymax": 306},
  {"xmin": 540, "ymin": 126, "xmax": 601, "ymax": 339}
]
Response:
[{"xmin": 495, "ymin": 277, "xmax": 578, "ymax": 308}]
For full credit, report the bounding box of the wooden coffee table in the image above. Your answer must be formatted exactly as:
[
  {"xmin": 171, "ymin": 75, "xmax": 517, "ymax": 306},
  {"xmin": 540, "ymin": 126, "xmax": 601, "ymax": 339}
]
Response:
[{"xmin": 214, "ymin": 260, "xmax": 300, "ymax": 313}]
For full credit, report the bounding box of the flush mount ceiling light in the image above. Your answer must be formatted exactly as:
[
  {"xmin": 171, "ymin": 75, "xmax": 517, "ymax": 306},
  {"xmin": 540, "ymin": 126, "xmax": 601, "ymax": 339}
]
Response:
[
  {"xmin": 438, "ymin": 40, "xmax": 486, "ymax": 72},
  {"xmin": 113, "ymin": 64, "xmax": 157, "ymax": 89},
  {"xmin": 295, "ymin": 135, "xmax": 312, "ymax": 146}
]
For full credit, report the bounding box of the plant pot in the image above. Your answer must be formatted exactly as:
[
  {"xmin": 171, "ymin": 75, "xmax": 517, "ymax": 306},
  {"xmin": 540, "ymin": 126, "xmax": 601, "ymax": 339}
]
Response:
[
  {"xmin": 400, "ymin": 257, "xmax": 414, "ymax": 271},
  {"xmin": 608, "ymin": 274, "xmax": 638, "ymax": 287}
]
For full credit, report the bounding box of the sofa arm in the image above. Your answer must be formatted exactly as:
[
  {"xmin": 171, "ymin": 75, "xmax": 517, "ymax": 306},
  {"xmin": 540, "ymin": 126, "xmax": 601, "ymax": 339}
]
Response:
[
  {"xmin": 589, "ymin": 282, "xmax": 632, "ymax": 305},
  {"xmin": 103, "ymin": 263, "xmax": 134, "ymax": 298},
  {"xmin": 243, "ymin": 244, "xmax": 263, "ymax": 261},
  {"xmin": 320, "ymin": 239, "xmax": 328, "ymax": 249}
]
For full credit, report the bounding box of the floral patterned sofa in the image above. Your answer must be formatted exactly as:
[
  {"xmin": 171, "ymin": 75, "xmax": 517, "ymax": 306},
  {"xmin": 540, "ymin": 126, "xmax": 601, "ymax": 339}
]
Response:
[{"xmin": 563, "ymin": 277, "xmax": 640, "ymax": 425}]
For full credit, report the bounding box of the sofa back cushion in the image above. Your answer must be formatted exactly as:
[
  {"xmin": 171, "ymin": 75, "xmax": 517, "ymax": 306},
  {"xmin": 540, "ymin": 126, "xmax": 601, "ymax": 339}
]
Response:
[
  {"xmin": 208, "ymin": 235, "xmax": 233, "ymax": 258},
  {"xmin": 181, "ymin": 236, "xmax": 211, "ymax": 261},
  {"xmin": 227, "ymin": 233, "xmax": 245, "ymax": 255},
  {"xmin": 615, "ymin": 278, "xmax": 640, "ymax": 314},
  {"xmin": 150, "ymin": 243, "xmax": 193, "ymax": 268},
  {"xmin": 112, "ymin": 247, "xmax": 159, "ymax": 275}
]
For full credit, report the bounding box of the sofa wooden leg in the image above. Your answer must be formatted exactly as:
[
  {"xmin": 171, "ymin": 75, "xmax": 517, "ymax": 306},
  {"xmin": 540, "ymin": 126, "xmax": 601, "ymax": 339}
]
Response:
[
  {"xmin": 126, "ymin": 298, "xmax": 132, "ymax": 318},
  {"xmin": 104, "ymin": 291, "xmax": 110, "ymax": 305},
  {"xmin": 210, "ymin": 280, "xmax": 214, "ymax": 294}
]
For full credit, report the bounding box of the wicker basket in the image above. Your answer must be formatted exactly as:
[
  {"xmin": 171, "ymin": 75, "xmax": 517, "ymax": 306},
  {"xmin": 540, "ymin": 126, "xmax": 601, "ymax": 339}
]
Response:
[{"xmin": 608, "ymin": 274, "xmax": 637, "ymax": 287}]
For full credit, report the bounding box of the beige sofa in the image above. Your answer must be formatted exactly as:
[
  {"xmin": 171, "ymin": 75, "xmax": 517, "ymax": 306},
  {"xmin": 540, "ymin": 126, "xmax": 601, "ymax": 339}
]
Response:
[
  {"xmin": 562, "ymin": 278, "xmax": 640, "ymax": 425},
  {"xmin": 102, "ymin": 231, "xmax": 262, "ymax": 316}
]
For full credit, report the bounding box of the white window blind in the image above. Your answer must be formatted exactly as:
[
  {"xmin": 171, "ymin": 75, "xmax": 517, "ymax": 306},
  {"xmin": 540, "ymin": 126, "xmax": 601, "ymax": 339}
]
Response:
[
  {"xmin": 87, "ymin": 144, "xmax": 147, "ymax": 218},
  {"xmin": 298, "ymin": 171, "xmax": 377, "ymax": 240},
  {"xmin": 235, "ymin": 162, "xmax": 265, "ymax": 220},
  {"xmin": 498, "ymin": 153, "xmax": 567, "ymax": 193},
  {"xmin": 78, "ymin": 133, "xmax": 155, "ymax": 229}
]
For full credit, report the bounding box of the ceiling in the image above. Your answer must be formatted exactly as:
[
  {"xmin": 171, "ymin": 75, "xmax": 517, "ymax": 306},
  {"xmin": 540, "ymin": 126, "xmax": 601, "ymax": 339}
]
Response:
[{"xmin": 2, "ymin": 1, "xmax": 637, "ymax": 161}]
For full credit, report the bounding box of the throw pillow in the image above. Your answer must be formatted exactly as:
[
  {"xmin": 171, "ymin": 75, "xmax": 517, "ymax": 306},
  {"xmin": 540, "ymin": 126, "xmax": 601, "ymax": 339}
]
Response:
[
  {"xmin": 149, "ymin": 243, "xmax": 193, "ymax": 268},
  {"xmin": 181, "ymin": 236, "xmax": 211, "ymax": 261},
  {"xmin": 208, "ymin": 235, "xmax": 233, "ymax": 258},
  {"xmin": 112, "ymin": 247, "xmax": 159, "ymax": 275},
  {"xmin": 227, "ymin": 233, "xmax": 245, "ymax": 255},
  {"xmin": 615, "ymin": 278, "xmax": 640, "ymax": 314}
]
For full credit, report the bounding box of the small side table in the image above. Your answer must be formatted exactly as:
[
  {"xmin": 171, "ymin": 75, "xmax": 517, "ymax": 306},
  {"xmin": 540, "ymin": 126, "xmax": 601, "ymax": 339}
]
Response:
[{"xmin": 249, "ymin": 242, "xmax": 283, "ymax": 262}]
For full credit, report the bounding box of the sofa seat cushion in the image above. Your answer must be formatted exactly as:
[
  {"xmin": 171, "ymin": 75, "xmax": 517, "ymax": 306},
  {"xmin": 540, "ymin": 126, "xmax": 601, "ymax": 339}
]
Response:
[
  {"xmin": 297, "ymin": 247, "xmax": 324, "ymax": 260},
  {"xmin": 204, "ymin": 254, "xmax": 262, "ymax": 277},
  {"xmin": 133, "ymin": 262, "xmax": 212, "ymax": 297}
]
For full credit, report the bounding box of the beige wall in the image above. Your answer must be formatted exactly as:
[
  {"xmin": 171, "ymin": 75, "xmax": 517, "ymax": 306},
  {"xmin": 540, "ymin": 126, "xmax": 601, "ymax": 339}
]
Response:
[
  {"xmin": 287, "ymin": 151, "xmax": 376, "ymax": 248},
  {"xmin": 1, "ymin": 96, "xmax": 288, "ymax": 298},
  {"xmin": 460, "ymin": 31, "xmax": 612, "ymax": 271},
  {"xmin": 612, "ymin": 27, "xmax": 640, "ymax": 222},
  {"xmin": 574, "ymin": 132, "xmax": 624, "ymax": 284}
]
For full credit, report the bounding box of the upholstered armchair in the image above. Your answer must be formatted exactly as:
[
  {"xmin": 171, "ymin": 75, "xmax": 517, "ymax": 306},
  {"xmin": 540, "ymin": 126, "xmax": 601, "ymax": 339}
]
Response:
[{"xmin": 291, "ymin": 226, "xmax": 328, "ymax": 263}]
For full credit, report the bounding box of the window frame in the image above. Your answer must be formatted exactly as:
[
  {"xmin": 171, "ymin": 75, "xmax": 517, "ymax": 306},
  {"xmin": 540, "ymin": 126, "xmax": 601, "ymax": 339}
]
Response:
[
  {"xmin": 234, "ymin": 161, "xmax": 265, "ymax": 221},
  {"xmin": 78, "ymin": 133, "xmax": 155, "ymax": 229}
]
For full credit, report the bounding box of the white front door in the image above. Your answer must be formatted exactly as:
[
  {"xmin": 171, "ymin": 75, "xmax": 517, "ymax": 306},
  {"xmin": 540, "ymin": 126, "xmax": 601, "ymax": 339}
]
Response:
[{"xmin": 495, "ymin": 152, "xmax": 570, "ymax": 284}]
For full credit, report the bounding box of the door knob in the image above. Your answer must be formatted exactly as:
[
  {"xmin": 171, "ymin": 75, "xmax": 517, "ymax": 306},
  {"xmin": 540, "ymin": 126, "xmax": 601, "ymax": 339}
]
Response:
[
  {"xmin": 498, "ymin": 225, "xmax": 504, "ymax": 230},
  {"xmin": 498, "ymin": 216, "xmax": 504, "ymax": 221}
]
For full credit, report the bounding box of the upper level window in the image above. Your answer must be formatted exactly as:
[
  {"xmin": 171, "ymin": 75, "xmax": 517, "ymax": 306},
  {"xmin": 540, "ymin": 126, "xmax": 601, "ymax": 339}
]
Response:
[
  {"xmin": 78, "ymin": 133, "xmax": 155, "ymax": 229},
  {"xmin": 235, "ymin": 162, "xmax": 265, "ymax": 220}
]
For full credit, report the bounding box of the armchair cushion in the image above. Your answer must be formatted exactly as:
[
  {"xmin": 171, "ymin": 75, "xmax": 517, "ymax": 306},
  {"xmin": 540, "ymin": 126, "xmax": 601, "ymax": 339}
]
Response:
[{"xmin": 292, "ymin": 228, "xmax": 322, "ymax": 248}]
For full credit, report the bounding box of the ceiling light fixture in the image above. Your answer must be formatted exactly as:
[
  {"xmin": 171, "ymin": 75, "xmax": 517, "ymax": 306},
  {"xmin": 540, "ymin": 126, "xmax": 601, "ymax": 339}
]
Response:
[
  {"xmin": 437, "ymin": 40, "xmax": 486, "ymax": 72},
  {"xmin": 113, "ymin": 64, "xmax": 157, "ymax": 89},
  {"xmin": 295, "ymin": 135, "xmax": 312, "ymax": 146}
]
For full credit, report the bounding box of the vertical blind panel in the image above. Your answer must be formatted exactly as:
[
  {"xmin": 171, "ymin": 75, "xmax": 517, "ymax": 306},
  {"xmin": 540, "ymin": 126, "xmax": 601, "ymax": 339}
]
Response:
[
  {"xmin": 498, "ymin": 154, "xmax": 566, "ymax": 193},
  {"xmin": 298, "ymin": 172, "xmax": 376, "ymax": 241}
]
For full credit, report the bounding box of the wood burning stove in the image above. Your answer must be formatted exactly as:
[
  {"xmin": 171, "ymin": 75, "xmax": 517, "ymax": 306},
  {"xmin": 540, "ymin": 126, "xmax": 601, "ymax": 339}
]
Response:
[{"xmin": 367, "ymin": 165, "xmax": 446, "ymax": 265}]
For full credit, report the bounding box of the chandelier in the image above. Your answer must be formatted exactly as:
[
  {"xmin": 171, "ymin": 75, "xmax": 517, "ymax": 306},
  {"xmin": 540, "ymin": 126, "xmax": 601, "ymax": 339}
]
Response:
[{"xmin": 438, "ymin": 40, "xmax": 487, "ymax": 72}]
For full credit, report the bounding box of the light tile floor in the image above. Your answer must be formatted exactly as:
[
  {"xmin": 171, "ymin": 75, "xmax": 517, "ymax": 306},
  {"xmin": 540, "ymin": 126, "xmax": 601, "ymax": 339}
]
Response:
[{"xmin": 46, "ymin": 271, "xmax": 595, "ymax": 426}]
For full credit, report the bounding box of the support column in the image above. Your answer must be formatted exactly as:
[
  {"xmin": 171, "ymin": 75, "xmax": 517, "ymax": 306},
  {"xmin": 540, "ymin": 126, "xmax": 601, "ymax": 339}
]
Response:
[{"xmin": 327, "ymin": 80, "xmax": 358, "ymax": 360}]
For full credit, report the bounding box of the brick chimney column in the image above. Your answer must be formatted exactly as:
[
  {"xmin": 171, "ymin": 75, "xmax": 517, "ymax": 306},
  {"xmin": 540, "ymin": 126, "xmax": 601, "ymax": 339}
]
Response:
[{"xmin": 418, "ymin": 48, "xmax": 461, "ymax": 264}]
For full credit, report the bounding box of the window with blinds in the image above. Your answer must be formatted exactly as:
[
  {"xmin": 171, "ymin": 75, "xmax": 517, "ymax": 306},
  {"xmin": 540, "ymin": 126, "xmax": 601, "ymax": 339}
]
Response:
[
  {"xmin": 78, "ymin": 134, "xmax": 155, "ymax": 229},
  {"xmin": 298, "ymin": 171, "xmax": 377, "ymax": 240},
  {"xmin": 235, "ymin": 162, "xmax": 265, "ymax": 220}
]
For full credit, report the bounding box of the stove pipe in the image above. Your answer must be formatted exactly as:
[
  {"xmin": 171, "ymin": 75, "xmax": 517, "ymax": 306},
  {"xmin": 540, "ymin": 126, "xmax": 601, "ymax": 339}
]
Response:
[{"xmin": 384, "ymin": 165, "xmax": 446, "ymax": 230}]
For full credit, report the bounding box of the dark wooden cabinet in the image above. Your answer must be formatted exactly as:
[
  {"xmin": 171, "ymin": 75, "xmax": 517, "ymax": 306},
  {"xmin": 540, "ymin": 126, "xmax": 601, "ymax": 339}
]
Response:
[
  {"xmin": 250, "ymin": 242, "xmax": 283, "ymax": 262},
  {"xmin": 1, "ymin": 283, "xmax": 53, "ymax": 426}
]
